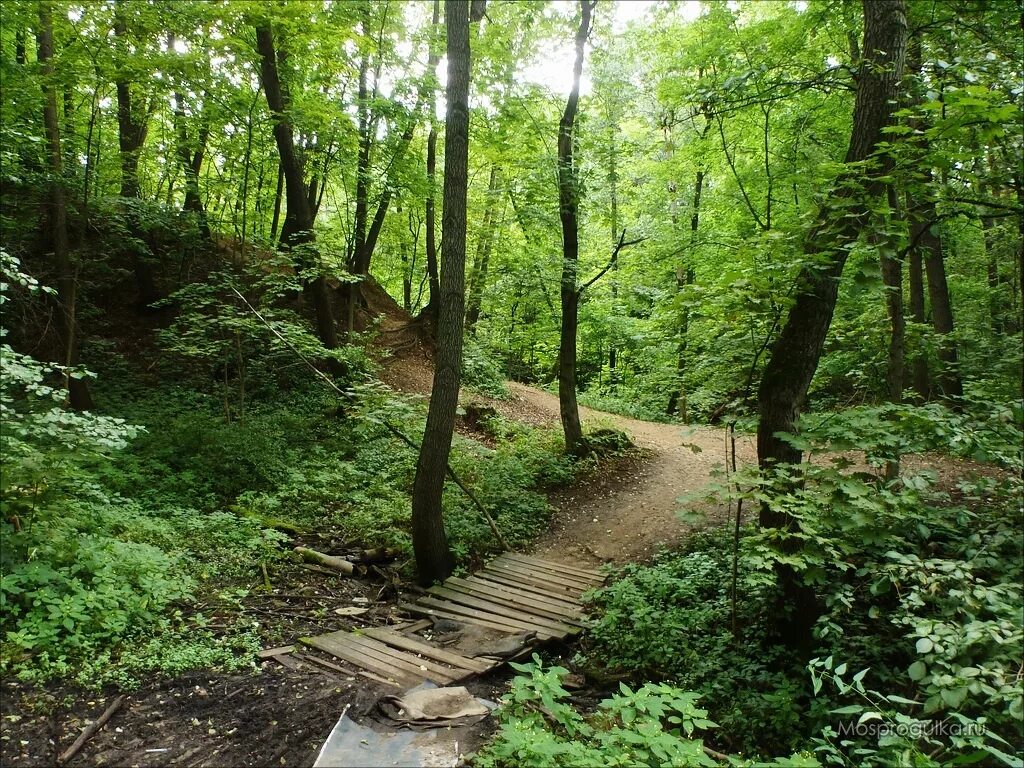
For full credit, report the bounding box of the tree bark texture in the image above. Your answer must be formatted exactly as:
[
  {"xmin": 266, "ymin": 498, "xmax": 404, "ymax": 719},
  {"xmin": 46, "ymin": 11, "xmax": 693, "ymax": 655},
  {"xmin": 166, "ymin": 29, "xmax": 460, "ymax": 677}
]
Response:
[
  {"xmin": 557, "ymin": 0, "xmax": 595, "ymax": 456},
  {"xmin": 255, "ymin": 24, "xmax": 343, "ymax": 377},
  {"xmin": 38, "ymin": 1, "xmax": 93, "ymax": 411},
  {"xmin": 114, "ymin": 0, "xmax": 160, "ymax": 310},
  {"xmin": 756, "ymin": 0, "xmax": 907, "ymax": 486},
  {"xmin": 411, "ymin": 0, "xmax": 472, "ymax": 586}
]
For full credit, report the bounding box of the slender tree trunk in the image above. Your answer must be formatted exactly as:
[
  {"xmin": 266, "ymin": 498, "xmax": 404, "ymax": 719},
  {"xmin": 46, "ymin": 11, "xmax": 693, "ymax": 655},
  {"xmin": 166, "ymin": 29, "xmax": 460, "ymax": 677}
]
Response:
[
  {"xmin": 255, "ymin": 24, "xmax": 343, "ymax": 378},
  {"xmin": 914, "ymin": 208, "xmax": 962, "ymax": 399},
  {"xmin": 465, "ymin": 166, "xmax": 501, "ymax": 335},
  {"xmin": 755, "ymin": 0, "xmax": 906, "ymax": 653},
  {"xmin": 557, "ymin": 1, "xmax": 595, "ymax": 456},
  {"xmin": 172, "ymin": 78, "xmax": 210, "ymax": 239},
  {"xmin": 114, "ymin": 0, "xmax": 160, "ymax": 310},
  {"xmin": 880, "ymin": 186, "xmax": 905, "ymax": 406},
  {"xmin": 411, "ymin": 0, "xmax": 472, "ymax": 586},
  {"xmin": 906, "ymin": 208, "xmax": 931, "ymax": 401},
  {"xmin": 270, "ymin": 159, "xmax": 284, "ymax": 241},
  {"xmin": 38, "ymin": 1, "xmax": 93, "ymax": 411}
]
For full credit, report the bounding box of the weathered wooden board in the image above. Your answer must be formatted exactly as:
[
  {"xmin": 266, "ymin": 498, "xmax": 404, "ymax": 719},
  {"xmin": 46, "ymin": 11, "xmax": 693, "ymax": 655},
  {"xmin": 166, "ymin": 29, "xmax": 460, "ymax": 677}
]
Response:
[
  {"xmin": 299, "ymin": 553, "xmax": 606, "ymax": 689},
  {"xmin": 359, "ymin": 627, "xmax": 494, "ymax": 674}
]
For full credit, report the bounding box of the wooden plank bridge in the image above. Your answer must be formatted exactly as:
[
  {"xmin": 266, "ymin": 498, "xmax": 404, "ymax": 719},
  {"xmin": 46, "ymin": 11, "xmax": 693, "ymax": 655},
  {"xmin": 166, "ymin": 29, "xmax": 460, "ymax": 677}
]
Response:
[{"xmin": 267, "ymin": 553, "xmax": 605, "ymax": 688}]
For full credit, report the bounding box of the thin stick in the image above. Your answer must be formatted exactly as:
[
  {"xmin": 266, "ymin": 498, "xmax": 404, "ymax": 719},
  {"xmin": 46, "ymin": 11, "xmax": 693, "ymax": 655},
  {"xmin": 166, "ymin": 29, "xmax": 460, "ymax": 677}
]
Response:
[
  {"xmin": 58, "ymin": 695, "xmax": 125, "ymax": 764},
  {"xmin": 229, "ymin": 288, "xmax": 509, "ymax": 550}
]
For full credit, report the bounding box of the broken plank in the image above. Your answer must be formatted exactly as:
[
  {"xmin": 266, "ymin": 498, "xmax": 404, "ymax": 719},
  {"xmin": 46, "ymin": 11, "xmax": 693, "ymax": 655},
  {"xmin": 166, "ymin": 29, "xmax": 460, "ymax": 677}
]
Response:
[
  {"xmin": 360, "ymin": 628, "xmax": 493, "ymax": 674},
  {"xmin": 341, "ymin": 634, "xmax": 459, "ymax": 684},
  {"xmin": 400, "ymin": 602, "xmax": 548, "ymax": 639},
  {"xmin": 257, "ymin": 645, "xmax": 295, "ymax": 659},
  {"xmin": 271, "ymin": 654, "xmax": 305, "ymax": 671},
  {"xmin": 301, "ymin": 633, "xmax": 419, "ymax": 687},
  {"xmin": 501, "ymin": 553, "xmax": 606, "ymax": 583},
  {"xmin": 442, "ymin": 579, "xmax": 586, "ymax": 627},
  {"xmin": 428, "ymin": 586, "xmax": 578, "ymax": 635},
  {"xmin": 294, "ymin": 653, "xmax": 351, "ymax": 676},
  {"xmin": 398, "ymin": 619, "xmax": 433, "ymax": 635},
  {"xmin": 411, "ymin": 596, "xmax": 561, "ymax": 639}
]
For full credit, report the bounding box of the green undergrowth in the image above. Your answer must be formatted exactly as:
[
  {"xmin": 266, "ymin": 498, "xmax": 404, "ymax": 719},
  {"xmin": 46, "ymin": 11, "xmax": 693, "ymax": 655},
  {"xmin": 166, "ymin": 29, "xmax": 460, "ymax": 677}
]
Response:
[
  {"xmin": 573, "ymin": 400, "xmax": 1023, "ymax": 764},
  {"xmin": 0, "ymin": 254, "xmax": 581, "ymax": 689}
]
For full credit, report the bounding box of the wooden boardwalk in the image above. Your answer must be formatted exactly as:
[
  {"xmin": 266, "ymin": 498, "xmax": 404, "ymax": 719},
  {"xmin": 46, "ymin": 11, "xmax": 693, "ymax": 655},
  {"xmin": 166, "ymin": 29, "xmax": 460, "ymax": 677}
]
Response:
[{"xmin": 283, "ymin": 553, "xmax": 604, "ymax": 688}]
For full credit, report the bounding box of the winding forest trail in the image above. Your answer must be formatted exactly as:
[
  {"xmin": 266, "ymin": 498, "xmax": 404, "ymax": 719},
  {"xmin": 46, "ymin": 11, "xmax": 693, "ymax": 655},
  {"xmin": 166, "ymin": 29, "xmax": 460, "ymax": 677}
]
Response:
[
  {"xmin": 496, "ymin": 383, "xmax": 757, "ymax": 567},
  {"xmin": 381, "ymin": 354, "xmax": 757, "ymax": 568}
]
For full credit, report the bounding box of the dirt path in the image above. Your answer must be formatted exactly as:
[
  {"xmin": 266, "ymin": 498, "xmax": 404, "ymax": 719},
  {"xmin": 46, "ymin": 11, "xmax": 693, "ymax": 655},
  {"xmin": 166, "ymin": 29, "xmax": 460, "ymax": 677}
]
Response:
[{"xmin": 499, "ymin": 383, "xmax": 756, "ymax": 567}]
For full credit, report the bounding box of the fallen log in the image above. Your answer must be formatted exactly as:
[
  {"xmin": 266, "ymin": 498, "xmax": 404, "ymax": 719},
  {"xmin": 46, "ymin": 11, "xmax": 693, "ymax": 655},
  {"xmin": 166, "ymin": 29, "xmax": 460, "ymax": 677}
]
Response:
[{"xmin": 293, "ymin": 546, "xmax": 354, "ymax": 575}]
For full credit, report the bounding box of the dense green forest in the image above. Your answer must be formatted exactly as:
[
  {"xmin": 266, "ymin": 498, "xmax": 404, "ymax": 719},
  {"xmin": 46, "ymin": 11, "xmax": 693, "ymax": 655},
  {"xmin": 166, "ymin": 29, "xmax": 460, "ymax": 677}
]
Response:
[{"xmin": 1, "ymin": 0, "xmax": 1022, "ymax": 765}]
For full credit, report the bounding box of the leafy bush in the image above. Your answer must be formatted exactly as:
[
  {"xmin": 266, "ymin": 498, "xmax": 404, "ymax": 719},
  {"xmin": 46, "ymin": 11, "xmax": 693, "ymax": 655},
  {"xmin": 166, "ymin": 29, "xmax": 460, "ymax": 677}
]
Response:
[
  {"xmin": 462, "ymin": 338, "xmax": 510, "ymax": 398},
  {"xmin": 473, "ymin": 655, "xmax": 818, "ymax": 767}
]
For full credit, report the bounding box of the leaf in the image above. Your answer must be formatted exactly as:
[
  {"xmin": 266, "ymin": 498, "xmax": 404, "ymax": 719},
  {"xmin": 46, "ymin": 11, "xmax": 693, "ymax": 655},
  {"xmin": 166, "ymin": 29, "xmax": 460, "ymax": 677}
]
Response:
[
  {"xmin": 915, "ymin": 637, "xmax": 934, "ymax": 654},
  {"xmin": 908, "ymin": 661, "xmax": 927, "ymax": 681}
]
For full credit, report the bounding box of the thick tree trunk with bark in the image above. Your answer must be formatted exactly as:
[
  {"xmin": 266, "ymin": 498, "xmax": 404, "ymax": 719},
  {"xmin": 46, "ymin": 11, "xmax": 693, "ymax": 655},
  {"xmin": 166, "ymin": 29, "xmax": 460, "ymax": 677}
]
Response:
[
  {"xmin": 411, "ymin": 0, "xmax": 472, "ymax": 586},
  {"xmin": 557, "ymin": 1, "xmax": 595, "ymax": 456},
  {"xmin": 755, "ymin": 0, "xmax": 906, "ymax": 651},
  {"xmin": 38, "ymin": 1, "xmax": 93, "ymax": 411},
  {"xmin": 255, "ymin": 25, "xmax": 343, "ymax": 378}
]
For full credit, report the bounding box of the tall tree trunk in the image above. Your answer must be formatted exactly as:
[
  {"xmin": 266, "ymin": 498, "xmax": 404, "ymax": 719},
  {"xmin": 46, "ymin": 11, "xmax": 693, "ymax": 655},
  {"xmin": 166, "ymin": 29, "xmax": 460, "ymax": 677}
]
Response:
[
  {"xmin": 465, "ymin": 166, "xmax": 502, "ymax": 335},
  {"xmin": 607, "ymin": 112, "xmax": 620, "ymax": 392},
  {"xmin": 270, "ymin": 159, "xmax": 284, "ymax": 241},
  {"xmin": 171, "ymin": 65, "xmax": 210, "ymax": 240},
  {"xmin": 557, "ymin": 1, "xmax": 595, "ymax": 456},
  {"xmin": 37, "ymin": 1, "xmax": 93, "ymax": 411},
  {"xmin": 411, "ymin": 0, "xmax": 472, "ymax": 586},
  {"xmin": 114, "ymin": 0, "xmax": 160, "ymax": 310},
  {"xmin": 907, "ymin": 233, "xmax": 931, "ymax": 400},
  {"xmin": 912, "ymin": 207, "xmax": 962, "ymax": 399},
  {"xmin": 419, "ymin": 1, "xmax": 443, "ymax": 330},
  {"xmin": 755, "ymin": 0, "xmax": 906, "ymax": 652},
  {"xmin": 880, "ymin": 185, "xmax": 905, "ymax": 406},
  {"xmin": 255, "ymin": 24, "xmax": 343, "ymax": 378}
]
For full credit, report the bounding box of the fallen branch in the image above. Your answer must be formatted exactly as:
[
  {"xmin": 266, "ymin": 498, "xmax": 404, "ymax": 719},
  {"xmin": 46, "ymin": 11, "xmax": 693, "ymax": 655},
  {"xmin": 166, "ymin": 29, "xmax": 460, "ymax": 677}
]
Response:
[
  {"xmin": 293, "ymin": 546, "xmax": 354, "ymax": 575},
  {"xmin": 230, "ymin": 287, "xmax": 509, "ymax": 550},
  {"xmin": 58, "ymin": 695, "xmax": 125, "ymax": 764}
]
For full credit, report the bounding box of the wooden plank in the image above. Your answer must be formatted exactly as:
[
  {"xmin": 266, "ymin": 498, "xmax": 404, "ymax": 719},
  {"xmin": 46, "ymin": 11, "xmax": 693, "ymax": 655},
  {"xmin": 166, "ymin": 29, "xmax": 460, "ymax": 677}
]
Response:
[
  {"xmin": 444, "ymin": 578, "xmax": 586, "ymax": 626},
  {"xmin": 258, "ymin": 645, "xmax": 295, "ymax": 659},
  {"xmin": 472, "ymin": 571, "xmax": 584, "ymax": 606},
  {"xmin": 400, "ymin": 602, "xmax": 551, "ymax": 639},
  {"xmin": 271, "ymin": 654, "xmax": 304, "ymax": 670},
  {"xmin": 492, "ymin": 555, "xmax": 599, "ymax": 588},
  {"xmin": 301, "ymin": 633, "xmax": 419, "ymax": 687},
  {"xmin": 429, "ymin": 586, "xmax": 578, "ymax": 635},
  {"xmin": 461, "ymin": 575, "xmax": 582, "ymax": 611},
  {"xmin": 360, "ymin": 627, "xmax": 493, "ymax": 674},
  {"xmin": 493, "ymin": 555, "xmax": 601, "ymax": 588},
  {"xmin": 341, "ymin": 634, "xmax": 459, "ymax": 684},
  {"xmin": 398, "ymin": 619, "xmax": 432, "ymax": 635},
  {"xmin": 487, "ymin": 559, "xmax": 596, "ymax": 592},
  {"xmin": 512, "ymin": 552, "xmax": 605, "ymax": 580},
  {"xmin": 294, "ymin": 652, "xmax": 351, "ymax": 675},
  {"xmin": 479, "ymin": 566, "xmax": 588, "ymax": 599},
  {"xmin": 412, "ymin": 596, "xmax": 562, "ymax": 639},
  {"xmin": 502, "ymin": 553, "xmax": 605, "ymax": 583}
]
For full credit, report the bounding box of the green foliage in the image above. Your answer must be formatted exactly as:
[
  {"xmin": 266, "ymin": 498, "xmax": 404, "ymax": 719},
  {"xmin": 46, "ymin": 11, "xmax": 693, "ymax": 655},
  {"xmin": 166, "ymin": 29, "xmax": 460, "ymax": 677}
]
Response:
[
  {"xmin": 475, "ymin": 655, "xmax": 819, "ymax": 767},
  {"xmin": 462, "ymin": 338, "xmax": 510, "ymax": 398}
]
